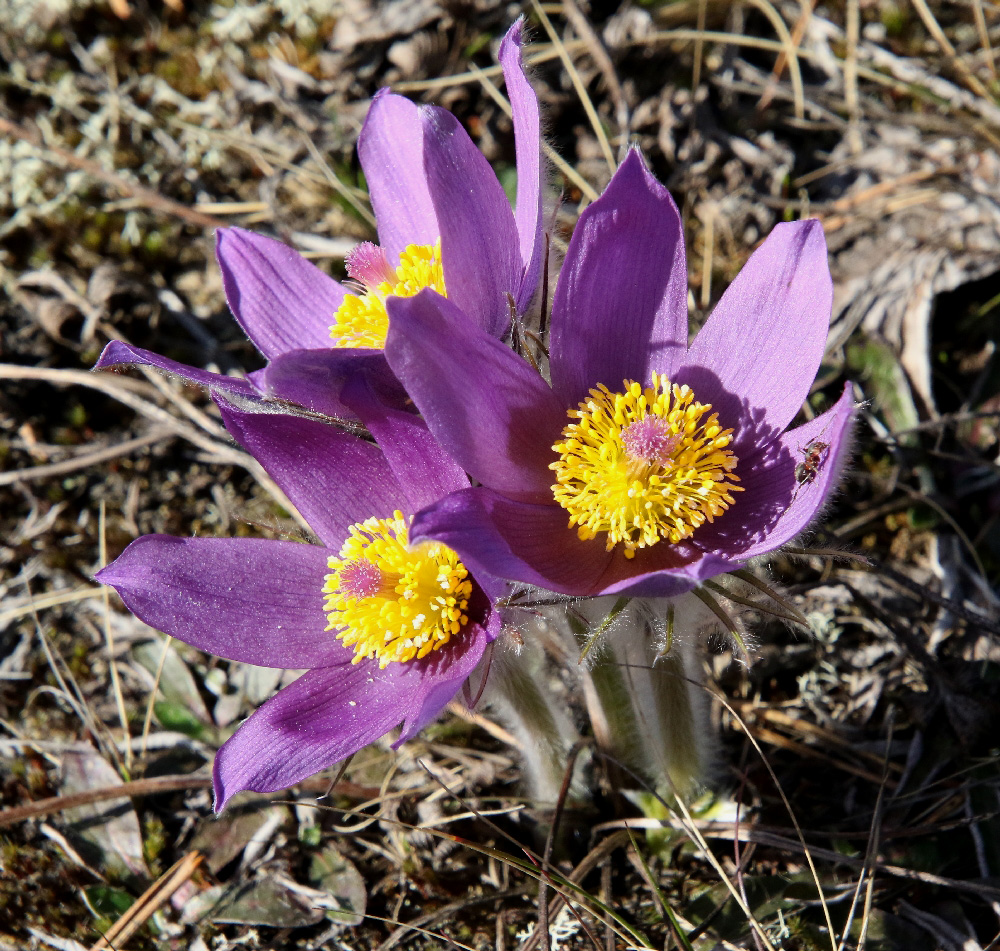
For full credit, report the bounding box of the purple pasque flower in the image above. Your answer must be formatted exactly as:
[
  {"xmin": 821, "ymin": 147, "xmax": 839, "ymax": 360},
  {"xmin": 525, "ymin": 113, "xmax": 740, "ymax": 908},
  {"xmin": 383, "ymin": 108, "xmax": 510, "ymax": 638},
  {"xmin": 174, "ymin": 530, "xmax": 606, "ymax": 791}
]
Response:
[
  {"xmin": 95, "ymin": 19, "xmax": 543, "ymax": 421},
  {"xmin": 96, "ymin": 387, "xmax": 502, "ymax": 809},
  {"xmin": 383, "ymin": 150, "xmax": 855, "ymax": 599}
]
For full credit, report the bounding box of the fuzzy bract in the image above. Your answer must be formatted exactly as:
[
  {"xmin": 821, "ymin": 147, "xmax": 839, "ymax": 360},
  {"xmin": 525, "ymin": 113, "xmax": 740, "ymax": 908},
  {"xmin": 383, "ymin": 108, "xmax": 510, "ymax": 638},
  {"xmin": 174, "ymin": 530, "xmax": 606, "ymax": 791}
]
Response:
[{"xmin": 383, "ymin": 150, "xmax": 855, "ymax": 598}]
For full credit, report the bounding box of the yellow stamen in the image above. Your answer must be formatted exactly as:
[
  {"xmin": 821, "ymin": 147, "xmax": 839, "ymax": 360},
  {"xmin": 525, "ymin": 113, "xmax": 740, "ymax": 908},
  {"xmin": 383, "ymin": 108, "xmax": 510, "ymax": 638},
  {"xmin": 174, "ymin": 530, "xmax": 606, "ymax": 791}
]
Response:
[
  {"xmin": 330, "ymin": 240, "xmax": 446, "ymax": 349},
  {"xmin": 323, "ymin": 510, "xmax": 472, "ymax": 668},
  {"xmin": 549, "ymin": 373, "xmax": 742, "ymax": 557}
]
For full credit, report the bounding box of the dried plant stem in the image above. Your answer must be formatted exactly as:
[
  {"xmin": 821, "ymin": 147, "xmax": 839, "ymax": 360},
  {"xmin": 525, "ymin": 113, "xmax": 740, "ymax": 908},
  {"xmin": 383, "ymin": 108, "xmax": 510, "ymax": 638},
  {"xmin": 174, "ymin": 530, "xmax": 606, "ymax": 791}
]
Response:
[
  {"xmin": 561, "ymin": 0, "xmax": 630, "ymax": 158},
  {"xmin": 99, "ymin": 502, "xmax": 132, "ymax": 774},
  {"xmin": 743, "ymin": 0, "xmax": 805, "ymax": 119},
  {"xmin": 0, "ymin": 429, "xmax": 174, "ymax": 487},
  {"xmin": 90, "ymin": 851, "xmax": 203, "ymax": 950},
  {"xmin": 715, "ymin": 694, "xmax": 837, "ymax": 951},
  {"xmin": 0, "ymin": 774, "xmax": 378, "ymax": 828},
  {"xmin": 910, "ymin": 0, "xmax": 992, "ymax": 100}
]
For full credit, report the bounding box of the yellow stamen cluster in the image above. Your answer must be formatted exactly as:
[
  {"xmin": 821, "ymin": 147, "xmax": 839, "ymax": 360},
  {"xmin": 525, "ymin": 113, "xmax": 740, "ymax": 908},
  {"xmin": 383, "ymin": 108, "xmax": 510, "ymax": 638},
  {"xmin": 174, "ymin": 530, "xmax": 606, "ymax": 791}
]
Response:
[
  {"xmin": 550, "ymin": 374, "xmax": 741, "ymax": 557},
  {"xmin": 330, "ymin": 240, "xmax": 446, "ymax": 349},
  {"xmin": 323, "ymin": 511, "xmax": 472, "ymax": 668}
]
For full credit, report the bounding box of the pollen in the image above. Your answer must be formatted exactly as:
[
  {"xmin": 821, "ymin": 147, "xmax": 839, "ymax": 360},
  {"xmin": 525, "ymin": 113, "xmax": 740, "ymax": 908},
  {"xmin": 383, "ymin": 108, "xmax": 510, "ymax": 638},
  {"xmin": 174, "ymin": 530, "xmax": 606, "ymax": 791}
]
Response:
[
  {"xmin": 550, "ymin": 373, "xmax": 742, "ymax": 556},
  {"xmin": 330, "ymin": 240, "xmax": 446, "ymax": 349},
  {"xmin": 323, "ymin": 510, "xmax": 472, "ymax": 668}
]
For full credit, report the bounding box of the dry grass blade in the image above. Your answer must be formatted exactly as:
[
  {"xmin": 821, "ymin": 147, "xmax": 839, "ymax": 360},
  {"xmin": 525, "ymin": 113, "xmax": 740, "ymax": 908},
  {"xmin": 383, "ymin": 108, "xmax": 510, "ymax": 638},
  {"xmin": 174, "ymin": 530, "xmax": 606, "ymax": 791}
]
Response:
[
  {"xmin": 836, "ymin": 713, "xmax": 894, "ymax": 951},
  {"xmin": 299, "ymin": 132, "xmax": 376, "ymax": 228},
  {"xmin": 910, "ymin": 0, "xmax": 993, "ymax": 101},
  {"xmin": 742, "ymin": 0, "xmax": 805, "ymax": 119},
  {"xmin": 0, "ymin": 587, "xmax": 105, "ymax": 629},
  {"xmin": 561, "ymin": 0, "xmax": 630, "ymax": 156},
  {"xmin": 0, "ymin": 362, "xmax": 310, "ymax": 533},
  {"xmin": 532, "ymin": 0, "xmax": 616, "ymax": 175},
  {"xmin": 99, "ymin": 502, "xmax": 131, "ymax": 774},
  {"xmin": 89, "ymin": 850, "xmax": 203, "ymax": 950},
  {"xmin": 715, "ymin": 693, "xmax": 837, "ymax": 951},
  {"xmin": 0, "ymin": 774, "xmax": 378, "ymax": 828},
  {"xmin": 664, "ymin": 782, "xmax": 778, "ymax": 951}
]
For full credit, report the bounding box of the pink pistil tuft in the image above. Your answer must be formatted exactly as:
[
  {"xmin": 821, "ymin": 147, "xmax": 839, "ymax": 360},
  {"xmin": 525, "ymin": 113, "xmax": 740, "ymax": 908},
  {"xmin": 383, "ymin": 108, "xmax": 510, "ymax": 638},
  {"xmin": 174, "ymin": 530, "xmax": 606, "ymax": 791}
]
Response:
[
  {"xmin": 345, "ymin": 242, "xmax": 396, "ymax": 288},
  {"xmin": 339, "ymin": 560, "xmax": 383, "ymax": 599},
  {"xmin": 621, "ymin": 417, "xmax": 681, "ymax": 466}
]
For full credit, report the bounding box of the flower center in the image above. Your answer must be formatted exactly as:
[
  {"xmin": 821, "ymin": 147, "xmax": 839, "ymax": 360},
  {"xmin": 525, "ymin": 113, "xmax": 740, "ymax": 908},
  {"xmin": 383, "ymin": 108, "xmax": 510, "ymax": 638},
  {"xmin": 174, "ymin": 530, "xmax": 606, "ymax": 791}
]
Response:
[
  {"xmin": 549, "ymin": 374, "xmax": 742, "ymax": 557},
  {"xmin": 330, "ymin": 240, "xmax": 446, "ymax": 349},
  {"xmin": 323, "ymin": 510, "xmax": 472, "ymax": 667}
]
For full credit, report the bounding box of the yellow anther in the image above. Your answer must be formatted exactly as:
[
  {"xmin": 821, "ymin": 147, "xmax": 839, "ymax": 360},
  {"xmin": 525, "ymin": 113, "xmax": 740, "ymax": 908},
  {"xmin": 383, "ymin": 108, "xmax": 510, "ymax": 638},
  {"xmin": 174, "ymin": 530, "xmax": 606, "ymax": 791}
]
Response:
[
  {"xmin": 330, "ymin": 240, "xmax": 446, "ymax": 349},
  {"xmin": 549, "ymin": 373, "xmax": 741, "ymax": 554},
  {"xmin": 323, "ymin": 510, "xmax": 472, "ymax": 668}
]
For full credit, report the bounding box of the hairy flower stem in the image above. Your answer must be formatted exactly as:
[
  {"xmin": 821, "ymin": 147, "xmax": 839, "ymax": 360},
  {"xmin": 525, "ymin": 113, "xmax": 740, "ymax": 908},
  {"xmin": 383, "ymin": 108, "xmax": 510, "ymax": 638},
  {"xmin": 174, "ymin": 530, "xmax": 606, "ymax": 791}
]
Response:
[
  {"xmin": 572, "ymin": 599, "xmax": 709, "ymax": 802},
  {"xmin": 482, "ymin": 633, "xmax": 581, "ymax": 803}
]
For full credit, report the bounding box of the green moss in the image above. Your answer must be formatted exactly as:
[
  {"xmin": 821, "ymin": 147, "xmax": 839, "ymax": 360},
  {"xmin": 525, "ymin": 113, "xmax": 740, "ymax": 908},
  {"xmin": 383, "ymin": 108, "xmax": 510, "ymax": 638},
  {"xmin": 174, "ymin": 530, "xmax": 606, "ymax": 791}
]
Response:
[
  {"xmin": 881, "ymin": 3, "xmax": 908, "ymax": 37},
  {"xmin": 142, "ymin": 815, "xmax": 168, "ymax": 869}
]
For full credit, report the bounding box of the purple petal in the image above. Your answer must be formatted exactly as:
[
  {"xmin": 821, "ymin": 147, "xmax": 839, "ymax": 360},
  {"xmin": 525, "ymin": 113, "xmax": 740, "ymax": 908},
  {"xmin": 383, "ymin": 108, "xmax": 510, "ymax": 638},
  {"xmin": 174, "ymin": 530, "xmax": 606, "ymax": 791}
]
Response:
[
  {"xmin": 677, "ymin": 220, "xmax": 832, "ymax": 438},
  {"xmin": 94, "ymin": 341, "xmax": 257, "ymax": 397},
  {"xmin": 216, "ymin": 397, "xmax": 404, "ymax": 547},
  {"xmin": 385, "ymin": 289, "xmax": 566, "ymax": 503},
  {"xmin": 421, "ymin": 106, "xmax": 521, "ymax": 338},
  {"xmin": 696, "ymin": 383, "xmax": 854, "ymax": 559},
  {"xmin": 217, "ymin": 228, "xmax": 346, "ymax": 359},
  {"xmin": 595, "ymin": 547, "xmax": 741, "ymax": 598},
  {"xmin": 252, "ymin": 348, "xmax": 408, "ymax": 420},
  {"xmin": 212, "ymin": 625, "xmax": 489, "ymax": 808},
  {"xmin": 97, "ymin": 535, "xmax": 342, "ymax": 669},
  {"xmin": 410, "ymin": 488, "xmax": 614, "ymax": 595},
  {"xmin": 549, "ymin": 150, "xmax": 688, "ymax": 408},
  {"xmin": 359, "ymin": 90, "xmax": 440, "ymax": 262},
  {"xmin": 339, "ymin": 373, "xmax": 468, "ymax": 512},
  {"xmin": 499, "ymin": 18, "xmax": 544, "ymax": 313}
]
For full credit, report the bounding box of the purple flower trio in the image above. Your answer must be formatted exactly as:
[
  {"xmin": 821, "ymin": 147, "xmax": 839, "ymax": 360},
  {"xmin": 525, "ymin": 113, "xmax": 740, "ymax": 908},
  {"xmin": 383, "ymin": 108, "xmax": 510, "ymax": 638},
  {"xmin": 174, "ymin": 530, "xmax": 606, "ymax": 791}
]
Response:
[{"xmin": 96, "ymin": 20, "xmax": 853, "ymax": 808}]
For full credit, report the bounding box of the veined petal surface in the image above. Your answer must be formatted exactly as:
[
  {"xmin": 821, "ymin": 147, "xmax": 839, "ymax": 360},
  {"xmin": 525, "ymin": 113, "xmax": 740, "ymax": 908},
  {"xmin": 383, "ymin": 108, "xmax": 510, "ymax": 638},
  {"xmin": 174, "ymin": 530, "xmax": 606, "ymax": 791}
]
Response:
[
  {"xmin": 421, "ymin": 106, "xmax": 521, "ymax": 338},
  {"xmin": 499, "ymin": 17, "xmax": 545, "ymax": 313},
  {"xmin": 385, "ymin": 289, "xmax": 565, "ymax": 502},
  {"xmin": 212, "ymin": 625, "xmax": 490, "ymax": 808},
  {"xmin": 359, "ymin": 89, "xmax": 439, "ymax": 263},
  {"xmin": 217, "ymin": 397, "xmax": 404, "ymax": 548},
  {"xmin": 97, "ymin": 536, "xmax": 339, "ymax": 669},
  {"xmin": 677, "ymin": 219, "xmax": 832, "ymax": 440},
  {"xmin": 95, "ymin": 341, "xmax": 257, "ymax": 397},
  {"xmin": 217, "ymin": 228, "xmax": 346, "ymax": 358},
  {"xmin": 550, "ymin": 150, "xmax": 688, "ymax": 408}
]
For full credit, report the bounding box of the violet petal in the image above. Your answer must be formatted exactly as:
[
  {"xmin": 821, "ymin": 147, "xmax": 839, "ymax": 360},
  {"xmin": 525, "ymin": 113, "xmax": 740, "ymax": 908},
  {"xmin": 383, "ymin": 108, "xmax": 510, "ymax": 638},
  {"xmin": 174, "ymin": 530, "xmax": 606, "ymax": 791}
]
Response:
[
  {"xmin": 216, "ymin": 396, "xmax": 404, "ymax": 547},
  {"xmin": 409, "ymin": 487, "xmax": 613, "ymax": 595},
  {"xmin": 677, "ymin": 219, "xmax": 832, "ymax": 438},
  {"xmin": 421, "ymin": 106, "xmax": 521, "ymax": 338},
  {"xmin": 499, "ymin": 18, "xmax": 544, "ymax": 313},
  {"xmin": 253, "ymin": 348, "xmax": 408, "ymax": 420},
  {"xmin": 358, "ymin": 89, "xmax": 439, "ymax": 262},
  {"xmin": 339, "ymin": 374, "xmax": 468, "ymax": 512},
  {"xmin": 549, "ymin": 150, "xmax": 688, "ymax": 407},
  {"xmin": 217, "ymin": 228, "xmax": 346, "ymax": 359},
  {"xmin": 698, "ymin": 383, "xmax": 854, "ymax": 559},
  {"xmin": 385, "ymin": 289, "xmax": 566, "ymax": 503},
  {"xmin": 94, "ymin": 341, "xmax": 257, "ymax": 397},
  {"xmin": 212, "ymin": 628, "xmax": 489, "ymax": 808},
  {"xmin": 97, "ymin": 535, "xmax": 342, "ymax": 668},
  {"xmin": 595, "ymin": 547, "xmax": 742, "ymax": 598}
]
